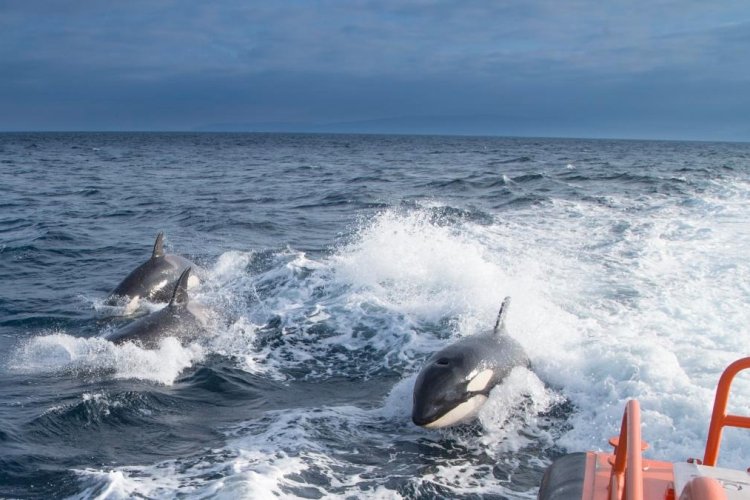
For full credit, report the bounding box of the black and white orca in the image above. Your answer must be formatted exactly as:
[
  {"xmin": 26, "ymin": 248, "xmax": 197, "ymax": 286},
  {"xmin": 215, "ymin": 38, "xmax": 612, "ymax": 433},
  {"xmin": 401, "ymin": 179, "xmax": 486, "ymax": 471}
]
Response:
[
  {"xmin": 105, "ymin": 267, "xmax": 209, "ymax": 348},
  {"xmin": 412, "ymin": 297, "xmax": 529, "ymax": 428},
  {"xmin": 106, "ymin": 232, "xmax": 197, "ymax": 309}
]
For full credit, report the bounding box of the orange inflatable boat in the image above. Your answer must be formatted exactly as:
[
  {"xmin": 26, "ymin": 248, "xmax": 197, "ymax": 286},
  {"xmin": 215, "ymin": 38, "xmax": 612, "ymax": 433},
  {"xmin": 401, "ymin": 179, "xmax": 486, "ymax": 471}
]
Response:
[{"xmin": 538, "ymin": 357, "xmax": 750, "ymax": 500}]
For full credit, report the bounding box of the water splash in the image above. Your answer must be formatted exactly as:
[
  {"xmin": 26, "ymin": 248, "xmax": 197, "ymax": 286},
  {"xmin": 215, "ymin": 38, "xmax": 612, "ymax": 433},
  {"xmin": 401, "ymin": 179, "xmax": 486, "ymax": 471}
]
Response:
[{"xmin": 9, "ymin": 333, "xmax": 203, "ymax": 386}]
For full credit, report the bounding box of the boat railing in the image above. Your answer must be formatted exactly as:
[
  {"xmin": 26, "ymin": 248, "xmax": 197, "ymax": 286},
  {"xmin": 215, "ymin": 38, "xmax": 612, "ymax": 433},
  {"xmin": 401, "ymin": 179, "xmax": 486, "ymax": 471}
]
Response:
[
  {"xmin": 609, "ymin": 399, "xmax": 644, "ymax": 500},
  {"xmin": 702, "ymin": 356, "xmax": 750, "ymax": 467}
]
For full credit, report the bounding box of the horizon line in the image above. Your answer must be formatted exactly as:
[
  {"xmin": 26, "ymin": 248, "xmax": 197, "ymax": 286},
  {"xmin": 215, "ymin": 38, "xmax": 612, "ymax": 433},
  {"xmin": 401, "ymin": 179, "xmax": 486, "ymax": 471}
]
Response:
[{"xmin": 0, "ymin": 129, "xmax": 747, "ymax": 145}]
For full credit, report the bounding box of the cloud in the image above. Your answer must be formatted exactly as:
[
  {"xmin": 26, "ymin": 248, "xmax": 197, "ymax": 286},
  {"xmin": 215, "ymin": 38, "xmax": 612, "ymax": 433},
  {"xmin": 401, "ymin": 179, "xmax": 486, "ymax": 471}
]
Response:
[
  {"xmin": 0, "ymin": 0, "xmax": 748, "ymax": 138},
  {"xmin": 3, "ymin": 0, "xmax": 748, "ymax": 80}
]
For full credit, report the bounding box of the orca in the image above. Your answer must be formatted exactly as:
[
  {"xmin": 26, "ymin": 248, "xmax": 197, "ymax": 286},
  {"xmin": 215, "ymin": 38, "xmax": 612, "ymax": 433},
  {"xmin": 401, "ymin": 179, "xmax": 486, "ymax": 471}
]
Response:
[
  {"xmin": 412, "ymin": 297, "xmax": 529, "ymax": 428},
  {"xmin": 106, "ymin": 232, "xmax": 197, "ymax": 308},
  {"xmin": 104, "ymin": 267, "xmax": 209, "ymax": 348}
]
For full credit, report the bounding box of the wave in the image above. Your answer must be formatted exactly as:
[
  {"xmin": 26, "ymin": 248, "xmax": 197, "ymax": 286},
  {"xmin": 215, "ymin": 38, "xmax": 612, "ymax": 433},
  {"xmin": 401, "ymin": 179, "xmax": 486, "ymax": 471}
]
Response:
[
  {"xmin": 71, "ymin": 366, "xmax": 566, "ymax": 499},
  {"xmin": 6, "ymin": 167, "xmax": 750, "ymax": 498},
  {"xmin": 9, "ymin": 333, "xmax": 204, "ymax": 385},
  {"xmin": 27, "ymin": 391, "xmax": 170, "ymax": 438}
]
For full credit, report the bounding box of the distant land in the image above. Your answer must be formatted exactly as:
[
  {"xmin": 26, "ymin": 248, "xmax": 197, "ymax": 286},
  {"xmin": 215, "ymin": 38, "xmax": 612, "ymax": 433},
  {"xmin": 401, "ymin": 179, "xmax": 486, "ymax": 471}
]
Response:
[
  {"xmin": 195, "ymin": 114, "xmax": 519, "ymax": 135},
  {"xmin": 194, "ymin": 114, "xmax": 749, "ymax": 143},
  {"xmin": 2, "ymin": 115, "xmax": 747, "ymax": 143}
]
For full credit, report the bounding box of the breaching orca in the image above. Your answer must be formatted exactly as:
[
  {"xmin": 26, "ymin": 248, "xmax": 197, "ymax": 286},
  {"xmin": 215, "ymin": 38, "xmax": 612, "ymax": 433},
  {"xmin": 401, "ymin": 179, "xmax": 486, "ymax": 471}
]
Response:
[
  {"xmin": 106, "ymin": 232, "xmax": 196, "ymax": 308},
  {"xmin": 412, "ymin": 297, "xmax": 529, "ymax": 428},
  {"xmin": 104, "ymin": 267, "xmax": 209, "ymax": 348}
]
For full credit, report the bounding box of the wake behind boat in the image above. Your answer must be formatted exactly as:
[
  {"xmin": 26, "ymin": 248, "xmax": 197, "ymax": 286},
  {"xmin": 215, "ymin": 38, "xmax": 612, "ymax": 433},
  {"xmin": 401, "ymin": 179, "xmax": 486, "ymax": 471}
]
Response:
[{"xmin": 3, "ymin": 133, "xmax": 750, "ymax": 498}]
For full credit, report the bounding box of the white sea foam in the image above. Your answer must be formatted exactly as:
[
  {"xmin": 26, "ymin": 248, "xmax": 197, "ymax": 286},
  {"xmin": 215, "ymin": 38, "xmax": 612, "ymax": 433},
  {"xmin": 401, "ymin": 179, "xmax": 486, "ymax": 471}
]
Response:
[
  {"xmin": 9, "ymin": 332, "xmax": 203, "ymax": 385},
  {"xmin": 332, "ymin": 208, "xmax": 505, "ymax": 321},
  {"xmin": 193, "ymin": 184, "xmax": 750, "ymax": 469},
  {"xmin": 489, "ymin": 179, "xmax": 750, "ymax": 466},
  {"xmin": 74, "ymin": 362, "xmax": 559, "ymax": 498},
  {"xmin": 101, "ymin": 401, "xmax": 543, "ymax": 498},
  {"xmin": 316, "ymin": 188, "xmax": 750, "ymax": 467},
  {"xmin": 72, "ymin": 468, "xmax": 180, "ymax": 500}
]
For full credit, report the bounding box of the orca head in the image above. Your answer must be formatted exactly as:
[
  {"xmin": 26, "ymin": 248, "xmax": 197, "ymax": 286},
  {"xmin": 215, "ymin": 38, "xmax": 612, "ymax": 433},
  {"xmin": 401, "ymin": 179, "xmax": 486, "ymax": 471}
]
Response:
[
  {"xmin": 106, "ymin": 264, "xmax": 149, "ymax": 306},
  {"xmin": 105, "ymin": 232, "xmax": 167, "ymax": 304},
  {"xmin": 412, "ymin": 297, "xmax": 514, "ymax": 429},
  {"xmin": 411, "ymin": 352, "xmax": 495, "ymax": 428},
  {"xmin": 105, "ymin": 259, "xmax": 170, "ymax": 305}
]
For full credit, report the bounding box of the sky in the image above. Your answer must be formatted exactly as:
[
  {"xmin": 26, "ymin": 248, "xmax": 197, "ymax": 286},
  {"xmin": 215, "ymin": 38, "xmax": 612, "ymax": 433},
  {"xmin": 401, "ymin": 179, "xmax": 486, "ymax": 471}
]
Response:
[{"xmin": 1, "ymin": 0, "xmax": 749, "ymax": 141}]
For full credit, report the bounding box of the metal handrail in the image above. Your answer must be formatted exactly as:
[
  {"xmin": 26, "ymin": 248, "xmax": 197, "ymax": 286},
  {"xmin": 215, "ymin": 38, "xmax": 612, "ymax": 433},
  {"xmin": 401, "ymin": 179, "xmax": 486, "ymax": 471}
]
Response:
[
  {"xmin": 703, "ymin": 357, "xmax": 750, "ymax": 466},
  {"xmin": 609, "ymin": 399, "xmax": 644, "ymax": 500}
]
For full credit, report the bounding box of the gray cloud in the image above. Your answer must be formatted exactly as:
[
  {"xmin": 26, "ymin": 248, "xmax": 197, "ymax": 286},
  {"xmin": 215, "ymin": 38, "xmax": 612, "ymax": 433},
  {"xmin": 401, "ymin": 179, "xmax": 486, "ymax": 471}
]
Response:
[{"xmin": 1, "ymin": 0, "xmax": 748, "ymax": 139}]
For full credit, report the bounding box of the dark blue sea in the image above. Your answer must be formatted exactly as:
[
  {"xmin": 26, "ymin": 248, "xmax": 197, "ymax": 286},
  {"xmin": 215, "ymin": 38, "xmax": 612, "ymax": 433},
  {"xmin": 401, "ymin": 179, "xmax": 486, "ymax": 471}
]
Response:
[{"xmin": 1, "ymin": 133, "xmax": 749, "ymax": 499}]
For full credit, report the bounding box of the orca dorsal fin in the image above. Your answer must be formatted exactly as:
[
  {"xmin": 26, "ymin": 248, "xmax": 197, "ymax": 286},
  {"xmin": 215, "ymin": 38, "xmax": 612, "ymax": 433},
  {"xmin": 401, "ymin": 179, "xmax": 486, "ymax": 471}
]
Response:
[
  {"xmin": 169, "ymin": 267, "xmax": 191, "ymax": 307},
  {"xmin": 152, "ymin": 232, "xmax": 165, "ymax": 259},
  {"xmin": 492, "ymin": 296, "xmax": 511, "ymax": 335}
]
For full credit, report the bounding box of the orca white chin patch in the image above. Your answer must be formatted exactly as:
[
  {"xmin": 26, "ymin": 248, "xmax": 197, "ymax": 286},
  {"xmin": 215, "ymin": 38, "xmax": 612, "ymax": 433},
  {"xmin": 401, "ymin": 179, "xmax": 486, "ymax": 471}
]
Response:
[
  {"xmin": 466, "ymin": 369, "xmax": 494, "ymax": 392},
  {"xmin": 423, "ymin": 395, "xmax": 488, "ymax": 429}
]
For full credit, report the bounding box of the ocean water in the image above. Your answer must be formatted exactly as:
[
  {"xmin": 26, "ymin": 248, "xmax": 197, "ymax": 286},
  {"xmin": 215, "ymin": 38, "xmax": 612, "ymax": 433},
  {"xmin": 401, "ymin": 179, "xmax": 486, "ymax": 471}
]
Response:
[{"xmin": 1, "ymin": 132, "xmax": 749, "ymax": 499}]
